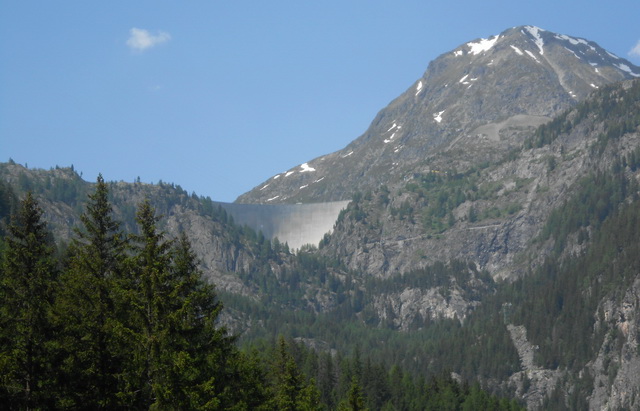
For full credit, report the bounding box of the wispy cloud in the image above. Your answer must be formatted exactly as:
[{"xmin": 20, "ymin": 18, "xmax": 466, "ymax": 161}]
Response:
[
  {"xmin": 126, "ymin": 28, "xmax": 171, "ymax": 52},
  {"xmin": 630, "ymin": 40, "xmax": 640, "ymax": 58}
]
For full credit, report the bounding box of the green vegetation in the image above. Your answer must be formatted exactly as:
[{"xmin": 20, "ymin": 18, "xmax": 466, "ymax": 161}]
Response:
[
  {"xmin": 0, "ymin": 192, "xmax": 58, "ymax": 408},
  {"xmin": 251, "ymin": 337, "xmax": 523, "ymax": 411},
  {"xmin": 538, "ymin": 170, "xmax": 635, "ymax": 255},
  {"xmin": 0, "ymin": 178, "xmax": 522, "ymax": 409},
  {"xmin": 381, "ymin": 164, "xmax": 529, "ymax": 234},
  {"xmin": 525, "ymin": 79, "xmax": 640, "ymax": 150}
]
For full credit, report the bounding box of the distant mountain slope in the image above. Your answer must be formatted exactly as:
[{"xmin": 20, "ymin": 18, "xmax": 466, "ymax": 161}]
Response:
[
  {"xmin": 237, "ymin": 26, "xmax": 639, "ymax": 204},
  {"xmin": 317, "ymin": 79, "xmax": 640, "ymax": 279},
  {"xmin": 0, "ymin": 163, "xmax": 293, "ymax": 298}
]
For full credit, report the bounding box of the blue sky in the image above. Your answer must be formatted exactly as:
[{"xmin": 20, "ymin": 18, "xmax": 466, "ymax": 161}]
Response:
[{"xmin": 2, "ymin": 1, "xmax": 640, "ymax": 202}]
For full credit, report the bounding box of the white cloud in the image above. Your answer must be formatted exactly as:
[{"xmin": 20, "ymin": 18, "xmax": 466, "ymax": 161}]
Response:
[
  {"xmin": 126, "ymin": 28, "xmax": 171, "ymax": 52},
  {"xmin": 630, "ymin": 40, "xmax": 640, "ymax": 58}
]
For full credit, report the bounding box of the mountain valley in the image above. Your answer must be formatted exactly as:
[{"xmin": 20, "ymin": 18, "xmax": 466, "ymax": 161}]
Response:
[{"xmin": 3, "ymin": 26, "xmax": 640, "ymax": 409}]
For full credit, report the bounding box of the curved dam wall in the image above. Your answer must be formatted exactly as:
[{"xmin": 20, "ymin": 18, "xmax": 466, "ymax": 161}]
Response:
[{"xmin": 214, "ymin": 200, "xmax": 351, "ymax": 251}]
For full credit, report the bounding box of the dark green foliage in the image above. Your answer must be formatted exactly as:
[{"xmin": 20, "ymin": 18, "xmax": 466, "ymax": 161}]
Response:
[
  {"xmin": 511, "ymin": 195, "xmax": 640, "ymax": 373},
  {"xmin": 339, "ymin": 377, "xmax": 367, "ymax": 410},
  {"xmin": 237, "ymin": 337, "xmax": 524, "ymax": 411},
  {"xmin": 54, "ymin": 174, "xmax": 130, "ymax": 408},
  {"xmin": 123, "ymin": 201, "xmax": 259, "ymax": 409},
  {"xmin": 0, "ymin": 181, "xmax": 17, "ymax": 229},
  {"xmin": 0, "ymin": 193, "xmax": 58, "ymax": 408},
  {"xmin": 125, "ymin": 199, "xmax": 176, "ymax": 406},
  {"xmin": 228, "ymin": 256, "xmax": 521, "ymax": 385},
  {"xmin": 268, "ymin": 337, "xmax": 321, "ymax": 410},
  {"xmin": 524, "ymin": 110, "xmax": 573, "ymax": 149},
  {"xmin": 391, "ymin": 167, "xmax": 525, "ymax": 232},
  {"xmin": 0, "ymin": 176, "xmax": 274, "ymax": 409},
  {"xmin": 539, "ymin": 169, "xmax": 635, "ymax": 256},
  {"xmin": 525, "ymin": 80, "xmax": 640, "ymax": 150},
  {"xmin": 405, "ymin": 171, "xmax": 470, "ymax": 232},
  {"xmin": 0, "ymin": 164, "xmax": 89, "ymax": 212}
]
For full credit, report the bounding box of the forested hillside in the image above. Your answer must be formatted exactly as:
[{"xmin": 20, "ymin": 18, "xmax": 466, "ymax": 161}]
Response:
[{"xmin": 0, "ymin": 177, "xmax": 522, "ymax": 409}]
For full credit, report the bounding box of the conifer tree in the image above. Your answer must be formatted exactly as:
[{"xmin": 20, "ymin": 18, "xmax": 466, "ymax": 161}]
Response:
[
  {"xmin": 164, "ymin": 230, "xmax": 229, "ymax": 408},
  {"xmin": 129, "ymin": 200, "xmax": 257, "ymax": 409},
  {"xmin": 339, "ymin": 376, "xmax": 367, "ymax": 411},
  {"xmin": 126, "ymin": 199, "xmax": 174, "ymax": 407},
  {"xmin": 273, "ymin": 337, "xmax": 303, "ymax": 410},
  {"xmin": 271, "ymin": 337, "xmax": 321, "ymax": 410},
  {"xmin": 0, "ymin": 192, "xmax": 58, "ymax": 408},
  {"xmin": 55, "ymin": 174, "xmax": 129, "ymax": 408}
]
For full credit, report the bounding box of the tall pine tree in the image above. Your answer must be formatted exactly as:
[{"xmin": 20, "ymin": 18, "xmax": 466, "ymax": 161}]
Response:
[
  {"xmin": 270, "ymin": 337, "xmax": 321, "ymax": 411},
  {"xmin": 128, "ymin": 200, "xmax": 264, "ymax": 409},
  {"xmin": 55, "ymin": 175, "xmax": 129, "ymax": 408},
  {"xmin": 0, "ymin": 192, "xmax": 58, "ymax": 408}
]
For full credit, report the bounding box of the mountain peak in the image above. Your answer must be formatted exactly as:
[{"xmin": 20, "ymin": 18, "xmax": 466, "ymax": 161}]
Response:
[
  {"xmin": 237, "ymin": 27, "xmax": 640, "ymax": 204},
  {"xmin": 447, "ymin": 25, "xmax": 639, "ymax": 79}
]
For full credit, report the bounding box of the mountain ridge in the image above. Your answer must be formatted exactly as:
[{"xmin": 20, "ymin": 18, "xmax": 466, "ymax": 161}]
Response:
[{"xmin": 237, "ymin": 25, "xmax": 640, "ymax": 204}]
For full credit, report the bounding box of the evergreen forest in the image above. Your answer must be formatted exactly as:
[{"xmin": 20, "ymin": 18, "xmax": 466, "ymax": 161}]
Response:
[{"xmin": 0, "ymin": 176, "xmax": 522, "ymax": 409}]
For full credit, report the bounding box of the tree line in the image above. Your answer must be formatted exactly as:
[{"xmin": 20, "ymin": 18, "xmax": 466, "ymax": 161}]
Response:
[
  {"xmin": 0, "ymin": 176, "xmax": 523, "ymax": 409},
  {"xmin": 0, "ymin": 176, "xmax": 269, "ymax": 409}
]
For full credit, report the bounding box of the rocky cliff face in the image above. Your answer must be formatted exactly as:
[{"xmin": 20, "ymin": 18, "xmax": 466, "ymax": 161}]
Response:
[
  {"xmin": 319, "ymin": 80, "xmax": 640, "ymax": 281},
  {"xmin": 588, "ymin": 276, "xmax": 640, "ymax": 410},
  {"xmin": 237, "ymin": 26, "xmax": 639, "ymax": 205},
  {"xmin": 0, "ymin": 163, "xmax": 285, "ymax": 299}
]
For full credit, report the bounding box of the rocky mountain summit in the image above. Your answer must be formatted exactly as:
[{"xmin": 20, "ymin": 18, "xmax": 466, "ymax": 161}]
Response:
[{"xmin": 238, "ymin": 26, "xmax": 639, "ymax": 205}]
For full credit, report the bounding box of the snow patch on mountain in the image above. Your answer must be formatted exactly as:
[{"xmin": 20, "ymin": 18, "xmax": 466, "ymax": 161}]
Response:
[
  {"xmin": 524, "ymin": 26, "xmax": 545, "ymax": 55},
  {"xmin": 467, "ymin": 35, "xmax": 500, "ymax": 55},
  {"xmin": 555, "ymin": 34, "xmax": 596, "ymax": 52},
  {"xmin": 384, "ymin": 132, "xmax": 397, "ymax": 144},
  {"xmin": 564, "ymin": 47, "xmax": 581, "ymax": 60},
  {"xmin": 415, "ymin": 81, "xmax": 423, "ymax": 96},
  {"xmin": 342, "ymin": 151, "xmax": 353, "ymax": 158},
  {"xmin": 434, "ymin": 110, "xmax": 445, "ymax": 123},
  {"xmin": 607, "ymin": 51, "xmax": 620, "ymax": 60},
  {"xmin": 615, "ymin": 63, "xmax": 640, "ymax": 77},
  {"xmin": 511, "ymin": 45, "xmax": 524, "ymax": 56},
  {"xmin": 300, "ymin": 163, "xmax": 316, "ymax": 172},
  {"xmin": 525, "ymin": 50, "xmax": 540, "ymax": 63}
]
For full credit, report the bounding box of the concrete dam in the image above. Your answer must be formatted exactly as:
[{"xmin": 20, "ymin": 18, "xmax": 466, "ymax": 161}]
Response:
[{"xmin": 214, "ymin": 200, "xmax": 351, "ymax": 250}]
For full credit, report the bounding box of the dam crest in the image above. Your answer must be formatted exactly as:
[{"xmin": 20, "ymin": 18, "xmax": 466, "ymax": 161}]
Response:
[{"xmin": 213, "ymin": 200, "xmax": 351, "ymax": 251}]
